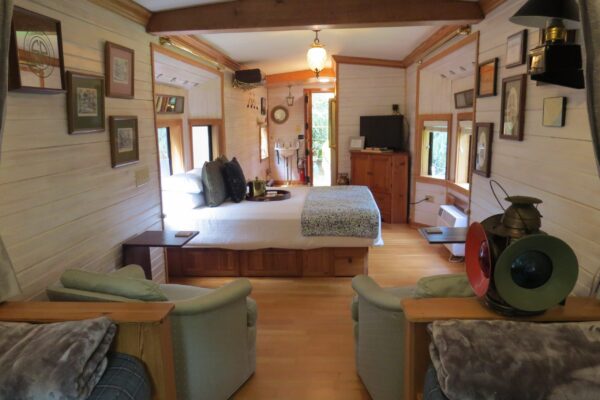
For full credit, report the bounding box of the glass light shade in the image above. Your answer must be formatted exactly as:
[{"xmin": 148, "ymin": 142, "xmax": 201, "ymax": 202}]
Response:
[{"xmin": 307, "ymin": 45, "xmax": 327, "ymax": 75}]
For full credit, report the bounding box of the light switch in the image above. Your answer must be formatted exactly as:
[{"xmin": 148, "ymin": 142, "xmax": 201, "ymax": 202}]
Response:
[{"xmin": 135, "ymin": 167, "xmax": 150, "ymax": 187}]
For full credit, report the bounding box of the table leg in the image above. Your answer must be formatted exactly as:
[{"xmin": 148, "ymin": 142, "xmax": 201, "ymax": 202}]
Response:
[
  {"xmin": 405, "ymin": 321, "xmax": 430, "ymax": 400},
  {"xmin": 123, "ymin": 245, "xmax": 152, "ymax": 279}
]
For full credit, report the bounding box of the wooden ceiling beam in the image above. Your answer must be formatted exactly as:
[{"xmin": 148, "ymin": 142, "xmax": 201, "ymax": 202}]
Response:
[
  {"xmin": 332, "ymin": 55, "xmax": 406, "ymax": 69},
  {"xmin": 265, "ymin": 69, "xmax": 336, "ymax": 86},
  {"xmin": 479, "ymin": 0, "xmax": 509, "ymax": 16},
  {"xmin": 146, "ymin": 0, "xmax": 484, "ymax": 34}
]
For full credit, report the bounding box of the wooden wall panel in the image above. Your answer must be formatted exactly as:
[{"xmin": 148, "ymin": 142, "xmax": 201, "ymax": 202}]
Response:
[
  {"xmin": 468, "ymin": 0, "xmax": 600, "ymax": 295},
  {"xmin": 0, "ymin": 0, "xmax": 164, "ymax": 299},
  {"xmin": 337, "ymin": 64, "xmax": 406, "ymax": 176}
]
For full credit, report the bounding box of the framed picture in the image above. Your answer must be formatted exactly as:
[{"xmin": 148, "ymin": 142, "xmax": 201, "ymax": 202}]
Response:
[
  {"xmin": 506, "ymin": 30, "xmax": 528, "ymax": 68},
  {"xmin": 477, "ymin": 58, "xmax": 498, "ymax": 98},
  {"xmin": 155, "ymin": 95, "xmax": 184, "ymax": 113},
  {"xmin": 66, "ymin": 72, "xmax": 105, "ymax": 134},
  {"xmin": 454, "ymin": 89, "xmax": 474, "ymax": 109},
  {"xmin": 473, "ymin": 123, "xmax": 494, "ymax": 177},
  {"xmin": 500, "ymin": 74, "xmax": 527, "ymax": 141},
  {"xmin": 105, "ymin": 42, "xmax": 134, "ymax": 99},
  {"xmin": 543, "ymin": 97, "xmax": 567, "ymax": 127},
  {"xmin": 349, "ymin": 136, "xmax": 365, "ymax": 151},
  {"xmin": 109, "ymin": 116, "xmax": 139, "ymax": 167},
  {"xmin": 8, "ymin": 7, "xmax": 65, "ymax": 93}
]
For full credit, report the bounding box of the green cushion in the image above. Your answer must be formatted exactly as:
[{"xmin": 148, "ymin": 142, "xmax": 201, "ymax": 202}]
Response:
[
  {"xmin": 110, "ymin": 264, "xmax": 147, "ymax": 280},
  {"xmin": 201, "ymin": 159, "xmax": 228, "ymax": 207},
  {"xmin": 60, "ymin": 269, "xmax": 168, "ymax": 301},
  {"xmin": 414, "ymin": 273, "xmax": 474, "ymax": 298}
]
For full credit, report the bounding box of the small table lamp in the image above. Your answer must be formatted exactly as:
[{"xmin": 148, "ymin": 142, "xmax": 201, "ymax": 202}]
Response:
[{"xmin": 0, "ymin": 235, "xmax": 21, "ymax": 302}]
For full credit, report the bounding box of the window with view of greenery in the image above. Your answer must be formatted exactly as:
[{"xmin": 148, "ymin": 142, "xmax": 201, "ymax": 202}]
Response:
[{"xmin": 420, "ymin": 121, "xmax": 449, "ymax": 179}]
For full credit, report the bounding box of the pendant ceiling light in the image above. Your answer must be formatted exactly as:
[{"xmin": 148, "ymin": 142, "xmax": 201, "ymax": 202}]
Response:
[
  {"xmin": 307, "ymin": 30, "xmax": 327, "ymax": 78},
  {"xmin": 286, "ymin": 85, "xmax": 294, "ymax": 106}
]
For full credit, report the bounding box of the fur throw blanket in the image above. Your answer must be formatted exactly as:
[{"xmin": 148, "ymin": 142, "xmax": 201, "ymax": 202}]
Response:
[
  {"xmin": 429, "ymin": 320, "xmax": 600, "ymax": 400},
  {"xmin": 0, "ymin": 317, "xmax": 116, "ymax": 400}
]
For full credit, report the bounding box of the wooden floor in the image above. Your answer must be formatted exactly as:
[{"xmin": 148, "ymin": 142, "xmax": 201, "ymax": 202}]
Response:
[{"xmin": 174, "ymin": 224, "xmax": 464, "ymax": 399}]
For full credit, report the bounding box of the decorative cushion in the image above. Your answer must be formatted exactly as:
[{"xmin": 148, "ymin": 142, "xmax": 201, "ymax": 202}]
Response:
[
  {"xmin": 222, "ymin": 157, "xmax": 247, "ymax": 203},
  {"xmin": 414, "ymin": 273, "xmax": 474, "ymax": 298},
  {"xmin": 88, "ymin": 353, "xmax": 151, "ymax": 400},
  {"xmin": 60, "ymin": 269, "xmax": 168, "ymax": 301},
  {"xmin": 201, "ymin": 159, "xmax": 228, "ymax": 207},
  {"xmin": 109, "ymin": 264, "xmax": 146, "ymax": 280}
]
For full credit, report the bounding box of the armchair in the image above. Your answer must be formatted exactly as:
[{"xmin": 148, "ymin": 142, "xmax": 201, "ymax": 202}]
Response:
[
  {"xmin": 47, "ymin": 265, "xmax": 257, "ymax": 400},
  {"xmin": 350, "ymin": 274, "xmax": 473, "ymax": 400}
]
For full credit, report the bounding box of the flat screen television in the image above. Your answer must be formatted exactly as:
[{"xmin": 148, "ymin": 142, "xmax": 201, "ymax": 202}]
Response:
[{"xmin": 360, "ymin": 115, "xmax": 405, "ymax": 151}]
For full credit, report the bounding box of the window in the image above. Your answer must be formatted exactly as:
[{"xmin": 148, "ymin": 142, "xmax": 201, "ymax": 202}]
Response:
[
  {"xmin": 191, "ymin": 125, "xmax": 213, "ymax": 168},
  {"xmin": 157, "ymin": 127, "xmax": 173, "ymax": 177},
  {"xmin": 259, "ymin": 125, "xmax": 269, "ymax": 161},
  {"xmin": 455, "ymin": 119, "xmax": 473, "ymax": 186},
  {"xmin": 419, "ymin": 119, "xmax": 450, "ymax": 179}
]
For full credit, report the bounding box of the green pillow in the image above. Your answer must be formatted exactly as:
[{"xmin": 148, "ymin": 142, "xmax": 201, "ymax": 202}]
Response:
[
  {"xmin": 60, "ymin": 269, "xmax": 167, "ymax": 301},
  {"xmin": 201, "ymin": 159, "xmax": 228, "ymax": 207},
  {"xmin": 414, "ymin": 273, "xmax": 474, "ymax": 298},
  {"xmin": 110, "ymin": 264, "xmax": 147, "ymax": 280}
]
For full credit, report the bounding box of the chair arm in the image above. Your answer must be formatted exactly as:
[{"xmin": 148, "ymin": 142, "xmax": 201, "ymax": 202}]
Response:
[
  {"xmin": 352, "ymin": 275, "xmax": 405, "ymax": 313},
  {"xmin": 171, "ymin": 278, "xmax": 253, "ymax": 316}
]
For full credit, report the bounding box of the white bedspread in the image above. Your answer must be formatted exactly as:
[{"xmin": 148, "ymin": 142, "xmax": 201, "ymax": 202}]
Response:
[{"xmin": 164, "ymin": 186, "xmax": 383, "ymax": 250}]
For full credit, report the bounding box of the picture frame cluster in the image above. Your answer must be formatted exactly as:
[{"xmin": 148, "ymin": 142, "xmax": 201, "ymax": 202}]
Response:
[{"xmin": 8, "ymin": 6, "xmax": 138, "ymax": 168}]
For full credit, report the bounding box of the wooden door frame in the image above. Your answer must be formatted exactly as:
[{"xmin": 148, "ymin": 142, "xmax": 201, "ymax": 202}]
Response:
[{"xmin": 304, "ymin": 88, "xmax": 335, "ymax": 185}]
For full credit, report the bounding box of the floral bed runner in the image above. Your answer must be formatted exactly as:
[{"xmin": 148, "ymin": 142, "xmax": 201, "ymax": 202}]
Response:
[
  {"xmin": 0, "ymin": 316, "xmax": 116, "ymax": 400},
  {"xmin": 301, "ymin": 186, "xmax": 380, "ymax": 238}
]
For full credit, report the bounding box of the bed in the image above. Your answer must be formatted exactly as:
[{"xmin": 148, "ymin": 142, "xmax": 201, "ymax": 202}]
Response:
[{"xmin": 162, "ymin": 184, "xmax": 383, "ymax": 278}]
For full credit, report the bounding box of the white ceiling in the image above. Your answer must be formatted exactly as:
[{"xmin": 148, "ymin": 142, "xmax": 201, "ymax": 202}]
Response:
[
  {"xmin": 198, "ymin": 27, "xmax": 437, "ymax": 75},
  {"xmin": 153, "ymin": 51, "xmax": 219, "ymax": 88},
  {"xmin": 135, "ymin": 0, "xmax": 233, "ymax": 12}
]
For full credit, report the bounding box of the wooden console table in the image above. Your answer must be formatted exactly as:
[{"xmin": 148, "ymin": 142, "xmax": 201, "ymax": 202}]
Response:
[
  {"xmin": 123, "ymin": 230, "xmax": 198, "ymax": 280},
  {"xmin": 402, "ymin": 296, "xmax": 600, "ymax": 400},
  {"xmin": 0, "ymin": 302, "xmax": 177, "ymax": 400}
]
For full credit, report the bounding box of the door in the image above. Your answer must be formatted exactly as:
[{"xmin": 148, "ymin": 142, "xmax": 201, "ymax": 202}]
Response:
[{"xmin": 305, "ymin": 90, "xmax": 335, "ymax": 186}]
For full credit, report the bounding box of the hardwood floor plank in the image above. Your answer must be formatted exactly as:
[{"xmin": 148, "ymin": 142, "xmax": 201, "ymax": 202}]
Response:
[{"xmin": 173, "ymin": 224, "xmax": 463, "ymax": 398}]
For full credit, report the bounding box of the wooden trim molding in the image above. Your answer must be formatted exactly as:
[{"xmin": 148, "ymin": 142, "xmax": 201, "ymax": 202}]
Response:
[
  {"xmin": 89, "ymin": 0, "xmax": 151, "ymax": 26},
  {"xmin": 167, "ymin": 35, "xmax": 240, "ymax": 72},
  {"xmin": 402, "ymin": 25, "xmax": 463, "ymax": 67},
  {"xmin": 479, "ymin": 0, "xmax": 508, "ymax": 15},
  {"xmin": 332, "ymin": 55, "xmax": 406, "ymax": 69},
  {"xmin": 419, "ymin": 32, "xmax": 478, "ymax": 70},
  {"xmin": 147, "ymin": 0, "xmax": 483, "ymax": 34},
  {"xmin": 265, "ymin": 69, "xmax": 336, "ymax": 86},
  {"xmin": 151, "ymin": 43, "xmax": 224, "ymax": 78}
]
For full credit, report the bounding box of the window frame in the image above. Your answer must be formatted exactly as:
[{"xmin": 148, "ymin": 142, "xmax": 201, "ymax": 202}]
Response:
[
  {"xmin": 415, "ymin": 114, "xmax": 453, "ymax": 183},
  {"xmin": 188, "ymin": 118, "xmax": 223, "ymax": 169},
  {"xmin": 454, "ymin": 112, "xmax": 474, "ymax": 188}
]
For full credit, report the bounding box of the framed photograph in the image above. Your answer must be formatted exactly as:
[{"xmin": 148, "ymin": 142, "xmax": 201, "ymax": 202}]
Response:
[
  {"xmin": 66, "ymin": 72, "xmax": 105, "ymax": 134},
  {"xmin": 473, "ymin": 123, "xmax": 494, "ymax": 177},
  {"xmin": 349, "ymin": 136, "xmax": 365, "ymax": 151},
  {"xmin": 109, "ymin": 116, "xmax": 139, "ymax": 167},
  {"xmin": 454, "ymin": 89, "xmax": 474, "ymax": 109},
  {"xmin": 500, "ymin": 74, "xmax": 527, "ymax": 141},
  {"xmin": 105, "ymin": 42, "xmax": 134, "ymax": 99},
  {"xmin": 8, "ymin": 7, "xmax": 65, "ymax": 93},
  {"xmin": 477, "ymin": 58, "xmax": 498, "ymax": 98},
  {"xmin": 506, "ymin": 30, "xmax": 528, "ymax": 68},
  {"xmin": 543, "ymin": 97, "xmax": 567, "ymax": 127}
]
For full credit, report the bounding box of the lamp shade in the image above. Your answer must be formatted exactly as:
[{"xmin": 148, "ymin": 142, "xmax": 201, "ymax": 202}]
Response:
[
  {"xmin": 0, "ymin": 235, "xmax": 21, "ymax": 301},
  {"xmin": 307, "ymin": 45, "xmax": 327, "ymax": 75},
  {"xmin": 509, "ymin": 0, "xmax": 581, "ymax": 29}
]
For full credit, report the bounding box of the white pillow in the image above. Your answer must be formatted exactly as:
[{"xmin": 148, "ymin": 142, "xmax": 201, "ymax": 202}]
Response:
[
  {"xmin": 162, "ymin": 172, "xmax": 203, "ymax": 194},
  {"xmin": 162, "ymin": 191, "xmax": 205, "ymax": 212}
]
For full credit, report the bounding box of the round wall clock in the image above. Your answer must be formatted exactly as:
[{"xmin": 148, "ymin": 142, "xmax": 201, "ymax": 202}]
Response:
[{"xmin": 271, "ymin": 105, "xmax": 289, "ymax": 124}]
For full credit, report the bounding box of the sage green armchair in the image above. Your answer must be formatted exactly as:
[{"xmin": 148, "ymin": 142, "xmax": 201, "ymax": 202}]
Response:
[
  {"xmin": 47, "ymin": 265, "xmax": 257, "ymax": 400},
  {"xmin": 351, "ymin": 274, "xmax": 474, "ymax": 400}
]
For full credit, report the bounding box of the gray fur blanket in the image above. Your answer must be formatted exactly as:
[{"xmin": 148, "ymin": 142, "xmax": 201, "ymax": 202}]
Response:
[
  {"xmin": 0, "ymin": 317, "xmax": 116, "ymax": 400},
  {"xmin": 301, "ymin": 186, "xmax": 380, "ymax": 238},
  {"xmin": 428, "ymin": 320, "xmax": 600, "ymax": 400}
]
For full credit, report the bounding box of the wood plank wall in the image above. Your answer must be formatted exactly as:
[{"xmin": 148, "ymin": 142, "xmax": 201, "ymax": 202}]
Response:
[
  {"xmin": 470, "ymin": 0, "xmax": 600, "ymax": 294},
  {"xmin": 0, "ymin": 0, "xmax": 164, "ymax": 299},
  {"xmin": 223, "ymin": 71, "xmax": 269, "ymax": 180},
  {"xmin": 337, "ymin": 64, "xmax": 406, "ymax": 176}
]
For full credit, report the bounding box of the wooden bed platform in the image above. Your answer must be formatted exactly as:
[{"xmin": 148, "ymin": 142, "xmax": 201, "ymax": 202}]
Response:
[{"xmin": 166, "ymin": 247, "xmax": 369, "ymax": 278}]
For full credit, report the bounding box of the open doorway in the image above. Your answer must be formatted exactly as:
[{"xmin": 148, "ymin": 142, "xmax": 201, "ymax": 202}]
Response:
[{"xmin": 305, "ymin": 90, "xmax": 335, "ymax": 186}]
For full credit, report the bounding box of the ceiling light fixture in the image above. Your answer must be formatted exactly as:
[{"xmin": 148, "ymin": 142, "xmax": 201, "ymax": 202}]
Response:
[
  {"xmin": 307, "ymin": 30, "xmax": 327, "ymax": 78},
  {"xmin": 286, "ymin": 85, "xmax": 294, "ymax": 106}
]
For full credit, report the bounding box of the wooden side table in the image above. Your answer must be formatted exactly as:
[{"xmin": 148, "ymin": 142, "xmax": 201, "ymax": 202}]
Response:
[
  {"xmin": 0, "ymin": 302, "xmax": 177, "ymax": 400},
  {"xmin": 418, "ymin": 226, "xmax": 468, "ymax": 244},
  {"xmin": 402, "ymin": 296, "xmax": 600, "ymax": 400},
  {"xmin": 122, "ymin": 230, "xmax": 198, "ymax": 280}
]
